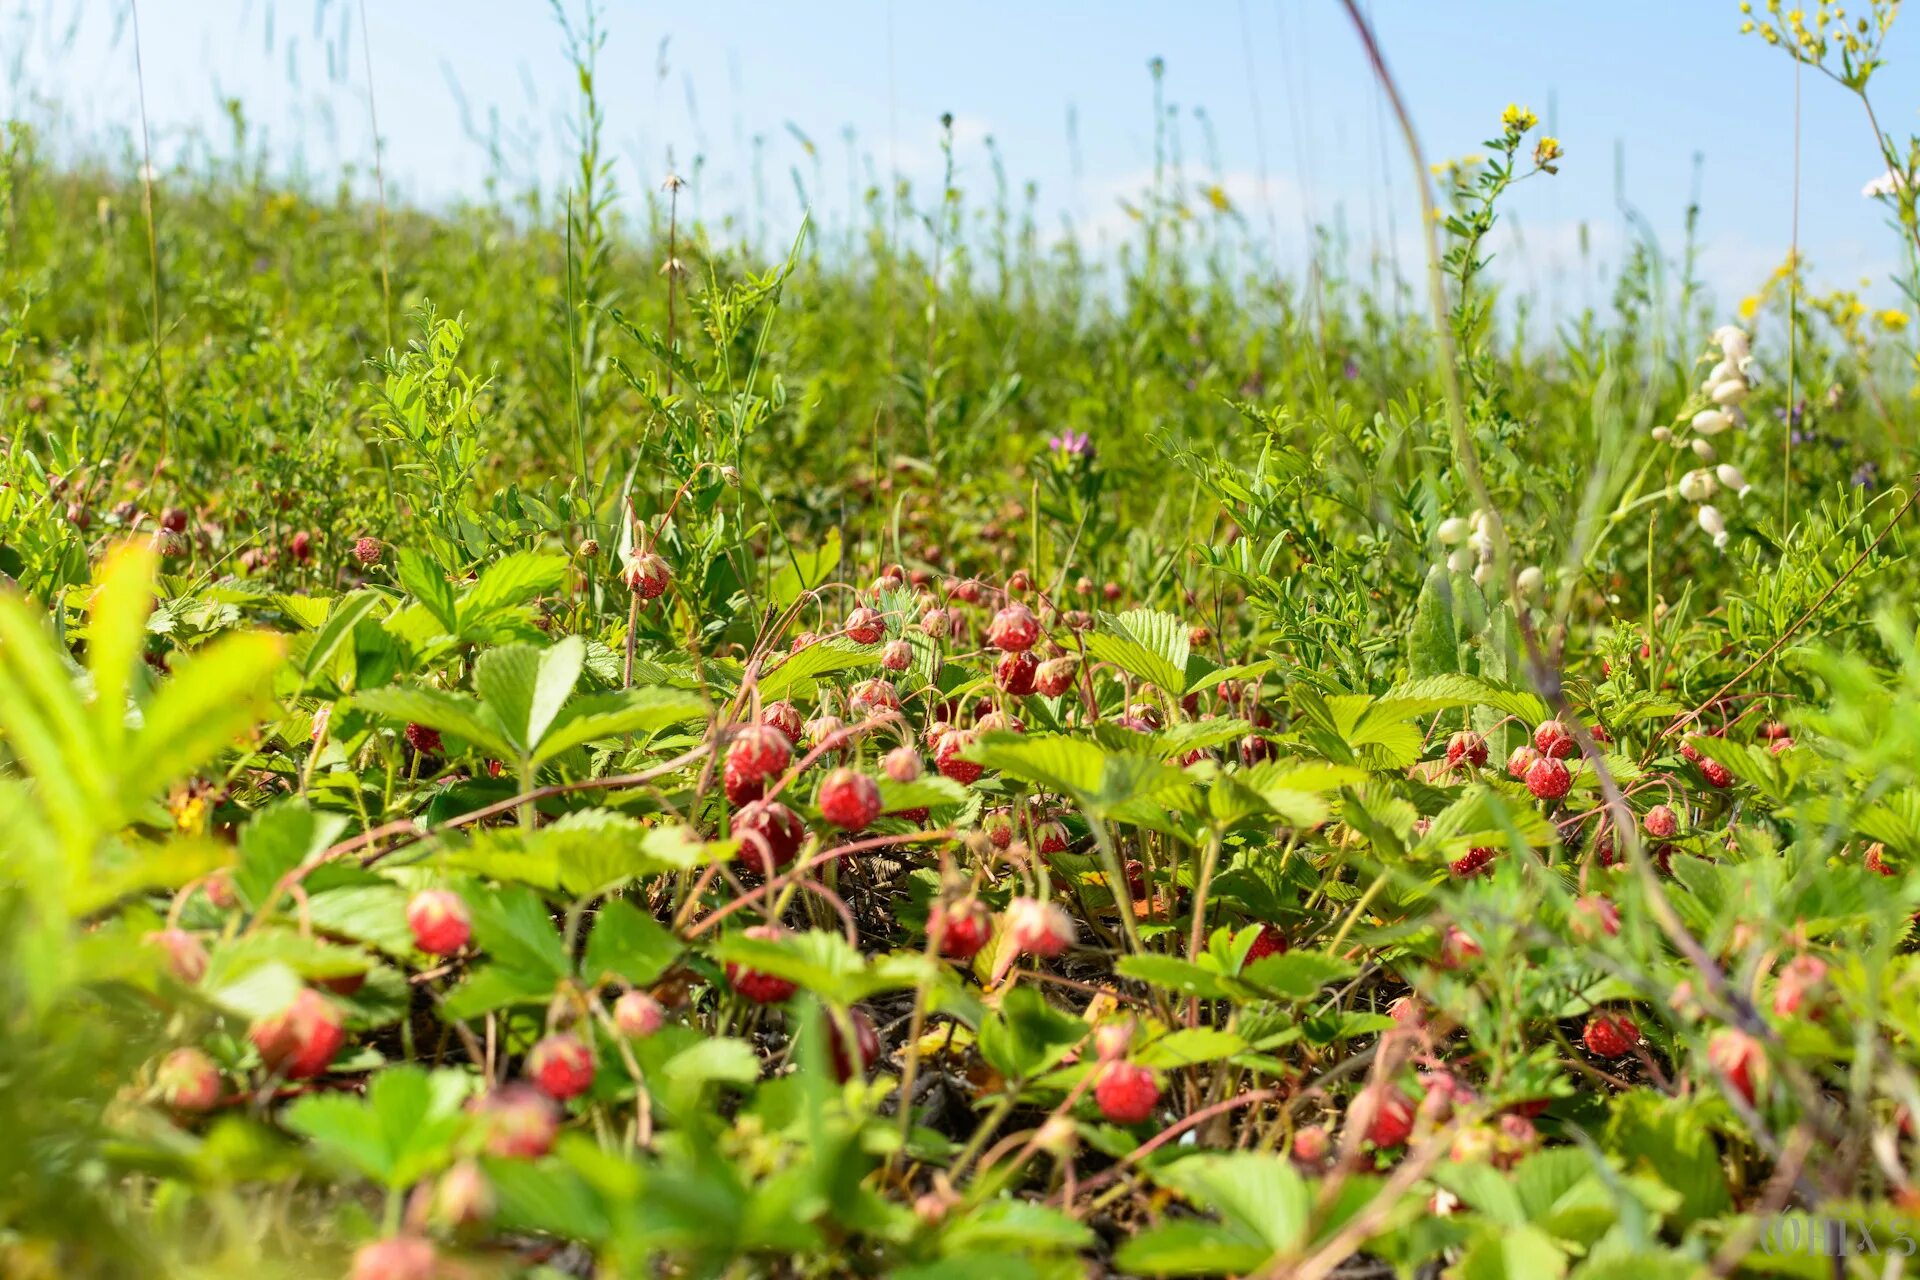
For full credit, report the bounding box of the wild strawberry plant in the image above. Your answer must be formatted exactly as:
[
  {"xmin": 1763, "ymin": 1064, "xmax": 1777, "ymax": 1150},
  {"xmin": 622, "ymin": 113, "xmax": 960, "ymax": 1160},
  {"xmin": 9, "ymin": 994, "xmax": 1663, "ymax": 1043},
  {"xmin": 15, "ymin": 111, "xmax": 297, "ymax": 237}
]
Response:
[{"xmin": 1, "ymin": 4, "xmax": 1919, "ymax": 1278}]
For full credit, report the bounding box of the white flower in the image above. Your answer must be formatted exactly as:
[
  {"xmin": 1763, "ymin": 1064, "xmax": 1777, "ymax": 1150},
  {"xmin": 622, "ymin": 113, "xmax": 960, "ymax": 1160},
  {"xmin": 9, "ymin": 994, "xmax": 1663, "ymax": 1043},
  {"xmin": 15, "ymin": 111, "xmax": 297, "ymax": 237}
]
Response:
[
  {"xmin": 1472, "ymin": 563, "xmax": 1493, "ymax": 587},
  {"xmin": 1436, "ymin": 516, "xmax": 1468, "ymax": 546},
  {"xmin": 1446, "ymin": 547, "xmax": 1474, "ymax": 574},
  {"xmin": 1708, "ymin": 359, "xmax": 1737, "ymax": 384},
  {"xmin": 1691, "ymin": 409, "xmax": 1731, "ymax": 435},
  {"xmin": 1713, "ymin": 325, "xmax": 1751, "ymax": 362},
  {"xmin": 1715, "ymin": 464, "xmax": 1753, "ymax": 497},
  {"xmin": 1863, "ymin": 170, "xmax": 1905, "ymax": 198},
  {"xmin": 1678, "ymin": 468, "xmax": 1717, "ymax": 502},
  {"xmin": 1698, "ymin": 504, "xmax": 1728, "ymax": 548},
  {"xmin": 1691, "ymin": 438, "xmax": 1717, "ymax": 462},
  {"xmin": 1651, "ymin": 426, "xmax": 1674, "ymax": 443},
  {"xmin": 1710, "ymin": 377, "xmax": 1749, "ymax": 407},
  {"xmin": 1515, "ymin": 565, "xmax": 1545, "ymax": 597}
]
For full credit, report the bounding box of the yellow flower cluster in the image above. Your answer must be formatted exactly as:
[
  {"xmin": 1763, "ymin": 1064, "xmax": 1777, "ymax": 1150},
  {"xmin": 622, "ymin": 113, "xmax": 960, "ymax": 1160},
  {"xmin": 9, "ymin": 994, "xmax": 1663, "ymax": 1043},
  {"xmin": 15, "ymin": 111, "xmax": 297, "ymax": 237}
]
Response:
[
  {"xmin": 1738, "ymin": 0, "xmax": 1898, "ymax": 71},
  {"xmin": 1501, "ymin": 103, "xmax": 1538, "ymax": 135}
]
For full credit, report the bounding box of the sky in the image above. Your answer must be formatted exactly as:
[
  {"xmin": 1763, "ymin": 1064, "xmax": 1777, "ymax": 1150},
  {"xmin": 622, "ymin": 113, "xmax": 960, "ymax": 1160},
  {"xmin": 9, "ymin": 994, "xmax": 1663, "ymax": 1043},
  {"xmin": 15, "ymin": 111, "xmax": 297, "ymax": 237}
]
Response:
[{"xmin": 3, "ymin": 0, "xmax": 1915, "ymax": 313}]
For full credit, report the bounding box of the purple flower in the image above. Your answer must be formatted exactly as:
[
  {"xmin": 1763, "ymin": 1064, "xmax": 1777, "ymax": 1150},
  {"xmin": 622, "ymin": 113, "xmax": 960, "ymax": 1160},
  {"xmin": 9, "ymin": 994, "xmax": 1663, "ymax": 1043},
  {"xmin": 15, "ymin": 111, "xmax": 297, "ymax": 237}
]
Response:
[
  {"xmin": 1852, "ymin": 461, "xmax": 1879, "ymax": 489},
  {"xmin": 1342, "ymin": 357, "xmax": 1360, "ymax": 380},
  {"xmin": 1049, "ymin": 429, "xmax": 1094, "ymax": 459}
]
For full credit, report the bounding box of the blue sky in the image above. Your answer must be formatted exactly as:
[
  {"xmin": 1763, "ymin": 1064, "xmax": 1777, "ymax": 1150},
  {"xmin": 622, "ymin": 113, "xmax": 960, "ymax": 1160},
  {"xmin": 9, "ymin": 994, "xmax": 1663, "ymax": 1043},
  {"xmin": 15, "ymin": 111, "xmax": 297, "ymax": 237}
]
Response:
[{"xmin": 5, "ymin": 1, "xmax": 1915, "ymax": 311}]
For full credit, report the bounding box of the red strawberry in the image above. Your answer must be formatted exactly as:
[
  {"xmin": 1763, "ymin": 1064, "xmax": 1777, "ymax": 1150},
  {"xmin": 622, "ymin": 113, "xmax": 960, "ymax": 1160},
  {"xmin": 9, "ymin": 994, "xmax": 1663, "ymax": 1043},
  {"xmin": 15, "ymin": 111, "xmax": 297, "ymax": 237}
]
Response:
[
  {"xmin": 1700, "ymin": 758, "xmax": 1734, "ymax": 789},
  {"xmin": 319, "ymin": 968, "xmax": 368, "ymax": 996},
  {"xmin": 1451, "ymin": 846, "xmax": 1495, "ymax": 878},
  {"xmin": 1438, "ymin": 925, "xmax": 1481, "ymax": 969},
  {"xmin": 472, "ymin": 1084, "xmax": 559, "ymax": 1159},
  {"xmin": 622, "ymin": 550, "xmax": 671, "ymax": 599},
  {"xmin": 1094, "ymin": 1061, "xmax": 1161, "ymax": 1124},
  {"xmin": 828, "ymin": 1007, "xmax": 882, "ymax": 1081},
  {"xmin": 724, "ymin": 724, "xmax": 793, "ymax": 805},
  {"xmin": 1760, "ymin": 720, "xmax": 1790, "ymax": 740},
  {"xmin": 290, "ymin": 530, "xmax": 314, "ymax": 564},
  {"xmin": 1238, "ymin": 734, "xmax": 1276, "ymax": 765},
  {"xmin": 1362, "ymin": 1085, "xmax": 1415, "ymax": 1148},
  {"xmin": 982, "ymin": 808, "xmax": 1016, "ymax": 849},
  {"xmin": 929, "ymin": 897, "xmax": 992, "ymax": 960},
  {"xmin": 1533, "ymin": 719, "xmax": 1576, "ymax": 759},
  {"xmin": 1768, "ymin": 736, "xmax": 1794, "ymax": 755},
  {"xmin": 404, "ymin": 722, "xmax": 443, "ymax": 756},
  {"xmin": 350, "ymin": 1236, "xmax": 436, "ymax": 1280},
  {"xmin": 527, "ymin": 1034, "xmax": 595, "ymax": 1100},
  {"xmin": 1643, "ymin": 804, "xmax": 1679, "ymax": 838},
  {"xmin": 406, "ymin": 889, "xmax": 472, "ymax": 955},
  {"xmin": 849, "ymin": 678, "xmax": 901, "ymax": 715},
  {"xmin": 1582, "ymin": 1011, "xmax": 1639, "ymax": 1058},
  {"xmin": 762, "ymin": 700, "xmax": 804, "ymax": 741},
  {"xmin": 986, "ymin": 602, "xmax": 1040, "ymax": 652},
  {"xmin": 352, "ymin": 536, "xmax": 382, "ymax": 566},
  {"xmin": 428, "ymin": 1160, "xmax": 495, "ymax": 1229},
  {"xmin": 1124, "ymin": 858, "xmax": 1147, "ymax": 898},
  {"xmin": 1035, "ymin": 656, "xmax": 1077, "ymax": 697},
  {"xmin": 1866, "ymin": 843, "xmax": 1894, "ymax": 876},
  {"xmin": 920, "ymin": 606, "xmax": 950, "ymax": 638},
  {"xmin": 819, "ymin": 767, "xmax": 882, "ymax": 831},
  {"xmin": 1293, "ymin": 1125, "xmax": 1332, "ymax": 1163},
  {"xmin": 1570, "ymin": 894, "xmax": 1620, "ymax": 940},
  {"xmin": 1006, "ymin": 897, "xmax": 1076, "ymax": 957},
  {"xmin": 1525, "ymin": 756, "xmax": 1571, "ymax": 801},
  {"xmin": 882, "ymin": 745, "xmax": 923, "ymax": 782},
  {"xmin": 733, "ymin": 799, "xmax": 806, "ymax": 874},
  {"xmin": 1034, "ymin": 819, "xmax": 1070, "ymax": 854},
  {"xmin": 1506, "ymin": 744, "xmax": 1541, "ymax": 779},
  {"xmin": 1102, "ymin": 582, "xmax": 1121, "ymax": 601},
  {"xmin": 155, "ymin": 1047, "xmax": 222, "ymax": 1113},
  {"xmin": 976, "ymin": 709, "xmax": 1024, "ymax": 734},
  {"xmin": 1772, "ymin": 954, "xmax": 1827, "ymax": 1018},
  {"xmin": 612, "ymin": 990, "xmax": 665, "ymax": 1038},
  {"xmin": 1708, "ymin": 1027, "xmax": 1765, "ymax": 1105},
  {"xmin": 880, "ymin": 639, "xmax": 913, "ymax": 671},
  {"xmin": 727, "ymin": 923, "xmax": 799, "ymax": 1003},
  {"xmin": 994, "ymin": 649, "xmax": 1038, "ymax": 696},
  {"xmin": 935, "ymin": 729, "xmax": 983, "ymax": 784},
  {"xmin": 1246, "ymin": 923, "xmax": 1289, "ymax": 960},
  {"xmin": 1445, "ymin": 730, "xmax": 1489, "ymax": 769},
  {"xmin": 160, "ymin": 506, "xmax": 189, "ymax": 533},
  {"xmin": 249, "ymin": 988, "xmax": 345, "ymax": 1079},
  {"xmin": 844, "ymin": 606, "xmax": 886, "ymax": 644},
  {"xmin": 804, "ymin": 712, "xmax": 847, "ymax": 753},
  {"xmin": 145, "ymin": 927, "xmax": 208, "ymax": 984}
]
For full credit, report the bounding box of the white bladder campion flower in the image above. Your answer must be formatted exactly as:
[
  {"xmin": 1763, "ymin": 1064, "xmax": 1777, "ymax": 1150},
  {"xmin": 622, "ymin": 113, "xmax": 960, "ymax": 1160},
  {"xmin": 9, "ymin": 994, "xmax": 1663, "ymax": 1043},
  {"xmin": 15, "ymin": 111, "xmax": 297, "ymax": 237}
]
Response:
[
  {"xmin": 1692, "ymin": 439, "xmax": 1717, "ymax": 461},
  {"xmin": 1436, "ymin": 516, "xmax": 1468, "ymax": 546},
  {"xmin": 1710, "ymin": 378, "xmax": 1748, "ymax": 406},
  {"xmin": 1679, "ymin": 468, "xmax": 1717, "ymax": 502},
  {"xmin": 1863, "ymin": 170, "xmax": 1906, "ymax": 199},
  {"xmin": 1516, "ymin": 565, "xmax": 1545, "ymax": 597},
  {"xmin": 1446, "ymin": 547, "xmax": 1473, "ymax": 574},
  {"xmin": 1716, "ymin": 464, "xmax": 1753, "ymax": 497},
  {"xmin": 1712, "ymin": 325, "xmax": 1751, "ymax": 363},
  {"xmin": 1692, "ymin": 408, "xmax": 1731, "ymax": 435},
  {"xmin": 1698, "ymin": 504, "xmax": 1728, "ymax": 550}
]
